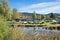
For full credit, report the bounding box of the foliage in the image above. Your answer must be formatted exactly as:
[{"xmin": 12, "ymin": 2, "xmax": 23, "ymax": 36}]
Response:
[
  {"xmin": 46, "ymin": 16, "xmax": 50, "ymax": 20},
  {"xmin": 0, "ymin": 3, "xmax": 5, "ymax": 15},
  {"xmin": 40, "ymin": 14, "xmax": 45, "ymax": 20},
  {"xmin": 32, "ymin": 11, "xmax": 37, "ymax": 20},
  {"xmin": 12, "ymin": 8, "xmax": 20, "ymax": 20},
  {"xmin": 0, "ymin": 0, "xmax": 12, "ymax": 20},
  {"xmin": 49, "ymin": 13, "xmax": 56, "ymax": 19},
  {"xmin": 0, "ymin": 15, "xmax": 9, "ymax": 40}
]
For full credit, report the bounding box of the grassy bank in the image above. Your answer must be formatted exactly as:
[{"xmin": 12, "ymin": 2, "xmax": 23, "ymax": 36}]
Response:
[{"xmin": 10, "ymin": 21, "xmax": 60, "ymax": 27}]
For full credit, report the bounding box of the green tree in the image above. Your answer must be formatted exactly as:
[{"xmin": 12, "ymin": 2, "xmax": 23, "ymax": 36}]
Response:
[
  {"xmin": 49, "ymin": 13, "xmax": 56, "ymax": 19},
  {"xmin": 40, "ymin": 14, "xmax": 45, "ymax": 20},
  {"xmin": 0, "ymin": 3, "xmax": 5, "ymax": 15},
  {"xmin": 46, "ymin": 16, "xmax": 50, "ymax": 20},
  {"xmin": 6, "ymin": 9, "xmax": 13, "ymax": 20},
  {"xmin": 12, "ymin": 8, "xmax": 20, "ymax": 20},
  {"xmin": 32, "ymin": 11, "xmax": 37, "ymax": 20},
  {"xmin": 2, "ymin": 0, "xmax": 9, "ymax": 16},
  {"xmin": 0, "ymin": 0, "xmax": 12, "ymax": 20}
]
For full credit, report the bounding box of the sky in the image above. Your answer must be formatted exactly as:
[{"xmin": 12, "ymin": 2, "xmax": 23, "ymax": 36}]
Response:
[{"xmin": 8, "ymin": 0, "xmax": 60, "ymax": 14}]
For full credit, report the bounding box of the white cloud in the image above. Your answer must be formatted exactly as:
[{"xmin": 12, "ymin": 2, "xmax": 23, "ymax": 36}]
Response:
[
  {"xmin": 18, "ymin": 2, "xmax": 60, "ymax": 14},
  {"xmin": 36, "ymin": 5, "xmax": 60, "ymax": 14}
]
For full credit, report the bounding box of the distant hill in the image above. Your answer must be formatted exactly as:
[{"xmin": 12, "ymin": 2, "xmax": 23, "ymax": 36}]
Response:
[
  {"xmin": 46, "ymin": 13, "xmax": 60, "ymax": 16},
  {"xmin": 54, "ymin": 13, "xmax": 60, "ymax": 16},
  {"xmin": 19, "ymin": 12, "xmax": 60, "ymax": 16},
  {"xmin": 20, "ymin": 12, "xmax": 40, "ymax": 16}
]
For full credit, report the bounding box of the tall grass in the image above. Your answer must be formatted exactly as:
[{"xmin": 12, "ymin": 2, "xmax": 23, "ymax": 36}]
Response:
[{"xmin": 3, "ymin": 26, "xmax": 60, "ymax": 40}]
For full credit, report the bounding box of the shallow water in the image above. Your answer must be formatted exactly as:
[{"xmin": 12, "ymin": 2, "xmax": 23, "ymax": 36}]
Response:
[
  {"xmin": 11, "ymin": 27, "xmax": 60, "ymax": 40},
  {"xmin": 19, "ymin": 27, "xmax": 60, "ymax": 35}
]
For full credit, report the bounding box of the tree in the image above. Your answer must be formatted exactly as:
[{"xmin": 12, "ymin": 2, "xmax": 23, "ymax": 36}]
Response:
[
  {"xmin": 6, "ymin": 9, "xmax": 13, "ymax": 20},
  {"xmin": 32, "ymin": 11, "xmax": 37, "ymax": 20},
  {"xmin": 0, "ymin": 0, "xmax": 12, "ymax": 20},
  {"xmin": 12, "ymin": 8, "xmax": 20, "ymax": 20},
  {"xmin": 49, "ymin": 13, "xmax": 56, "ymax": 19},
  {"xmin": 0, "ymin": 3, "xmax": 5, "ymax": 15},
  {"xmin": 46, "ymin": 16, "xmax": 50, "ymax": 20},
  {"xmin": 40, "ymin": 14, "xmax": 45, "ymax": 20},
  {"xmin": 2, "ymin": 0, "xmax": 9, "ymax": 15}
]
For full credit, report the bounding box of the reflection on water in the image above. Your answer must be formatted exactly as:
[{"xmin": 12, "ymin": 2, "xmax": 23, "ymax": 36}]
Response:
[
  {"xmin": 19, "ymin": 27, "xmax": 60, "ymax": 35},
  {"xmin": 12, "ymin": 27, "xmax": 60, "ymax": 40}
]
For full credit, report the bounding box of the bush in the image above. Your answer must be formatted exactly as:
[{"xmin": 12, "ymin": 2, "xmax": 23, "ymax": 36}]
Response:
[{"xmin": 0, "ymin": 15, "xmax": 9, "ymax": 40}]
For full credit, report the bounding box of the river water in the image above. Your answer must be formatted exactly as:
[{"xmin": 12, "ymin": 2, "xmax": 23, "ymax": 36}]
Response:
[
  {"xmin": 11, "ymin": 27, "xmax": 60, "ymax": 40},
  {"xmin": 19, "ymin": 27, "xmax": 60, "ymax": 35}
]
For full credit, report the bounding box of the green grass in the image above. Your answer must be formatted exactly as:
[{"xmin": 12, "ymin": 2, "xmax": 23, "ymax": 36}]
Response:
[{"xmin": 8, "ymin": 21, "xmax": 60, "ymax": 27}]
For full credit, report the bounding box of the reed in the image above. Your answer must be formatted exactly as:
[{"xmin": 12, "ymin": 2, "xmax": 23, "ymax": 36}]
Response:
[{"xmin": 3, "ymin": 27, "xmax": 60, "ymax": 40}]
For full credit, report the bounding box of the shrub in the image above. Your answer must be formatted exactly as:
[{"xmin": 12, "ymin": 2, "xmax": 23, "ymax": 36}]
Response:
[{"xmin": 0, "ymin": 15, "xmax": 9, "ymax": 40}]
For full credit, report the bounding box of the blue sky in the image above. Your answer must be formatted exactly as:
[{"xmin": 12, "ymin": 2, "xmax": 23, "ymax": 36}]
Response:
[{"xmin": 8, "ymin": 0, "xmax": 60, "ymax": 14}]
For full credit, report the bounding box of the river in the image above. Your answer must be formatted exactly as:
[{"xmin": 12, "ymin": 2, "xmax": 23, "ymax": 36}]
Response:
[{"xmin": 19, "ymin": 27, "xmax": 60, "ymax": 35}]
